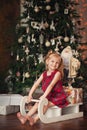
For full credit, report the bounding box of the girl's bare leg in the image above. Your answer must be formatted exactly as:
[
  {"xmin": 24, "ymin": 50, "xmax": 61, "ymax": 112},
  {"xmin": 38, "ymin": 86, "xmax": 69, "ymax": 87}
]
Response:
[
  {"xmin": 17, "ymin": 102, "xmax": 39, "ymax": 125},
  {"xmin": 17, "ymin": 112, "xmax": 27, "ymax": 125},
  {"xmin": 26, "ymin": 102, "xmax": 39, "ymax": 126},
  {"xmin": 26, "ymin": 102, "xmax": 38, "ymax": 117},
  {"xmin": 28, "ymin": 101, "xmax": 54, "ymax": 126}
]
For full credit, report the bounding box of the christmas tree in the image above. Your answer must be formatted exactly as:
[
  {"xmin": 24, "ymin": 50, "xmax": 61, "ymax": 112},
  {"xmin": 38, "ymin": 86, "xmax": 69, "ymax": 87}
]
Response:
[{"xmin": 5, "ymin": 0, "xmax": 86, "ymax": 94}]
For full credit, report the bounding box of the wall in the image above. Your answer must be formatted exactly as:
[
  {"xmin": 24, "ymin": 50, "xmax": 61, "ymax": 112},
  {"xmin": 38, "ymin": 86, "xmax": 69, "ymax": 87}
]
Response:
[
  {"xmin": 76, "ymin": 0, "xmax": 87, "ymax": 43},
  {"xmin": 0, "ymin": 0, "xmax": 20, "ymax": 92},
  {"xmin": 76, "ymin": 0, "xmax": 87, "ymax": 64}
]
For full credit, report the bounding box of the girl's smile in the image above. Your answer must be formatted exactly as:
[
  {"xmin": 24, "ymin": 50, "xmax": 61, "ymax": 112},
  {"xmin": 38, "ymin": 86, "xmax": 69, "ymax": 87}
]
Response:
[{"xmin": 47, "ymin": 57, "xmax": 60, "ymax": 72}]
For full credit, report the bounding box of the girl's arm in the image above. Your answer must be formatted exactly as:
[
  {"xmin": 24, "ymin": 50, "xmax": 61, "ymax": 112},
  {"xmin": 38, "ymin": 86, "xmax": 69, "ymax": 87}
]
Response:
[
  {"xmin": 28, "ymin": 73, "xmax": 43, "ymax": 102},
  {"xmin": 40, "ymin": 71, "xmax": 61, "ymax": 99}
]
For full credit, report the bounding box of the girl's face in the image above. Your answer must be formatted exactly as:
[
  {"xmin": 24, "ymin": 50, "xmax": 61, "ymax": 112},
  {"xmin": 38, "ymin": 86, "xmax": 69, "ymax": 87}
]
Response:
[{"xmin": 47, "ymin": 56, "xmax": 61, "ymax": 71}]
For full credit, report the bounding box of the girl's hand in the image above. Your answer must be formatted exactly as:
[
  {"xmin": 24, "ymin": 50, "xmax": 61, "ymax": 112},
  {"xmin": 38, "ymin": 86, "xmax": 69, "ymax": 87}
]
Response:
[
  {"xmin": 39, "ymin": 95, "xmax": 45, "ymax": 100},
  {"xmin": 27, "ymin": 95, "xmax": 33, "ymax": 103}
]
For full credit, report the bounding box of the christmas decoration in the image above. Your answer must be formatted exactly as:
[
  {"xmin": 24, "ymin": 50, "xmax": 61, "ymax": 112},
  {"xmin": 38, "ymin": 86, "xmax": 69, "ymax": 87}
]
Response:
[
  {"xmin": 6, "ymin": 0, "xmax": 86, "ymax": 94},
  {"xmin": 64, "ymin": 36, "xmax": 69, "ymax": 42},
  {"xmin": 61, "ymin": 46, "xmax": 73, "ymax": 70},
  {"xmin": 18, "ymin": 37, "xmax": 23, "ymax": 43},
  {"xmin": 34, "ymin": 5, "xmax": 40, "ymax": 12},
  {"xmin": 46, "ymin": 5, "xmax": 51, "ymax": 10},
  {"xmin": 46, "ymin": 0, "xmax": 51, "ymax": 3},
  {"xmin": 38, "ymin": 54, "xmax": 44, "ymax": 63},
  {"xmin": 64, "ymin": 8, "xmax": 69, "ymax": 14},
  {"xmin": 61, "ymin": 46, "xmax": 80, "ymax": 78},
  {"xmin": 69, "ymin": 57, "xmax": 80, "ymax": 78}
]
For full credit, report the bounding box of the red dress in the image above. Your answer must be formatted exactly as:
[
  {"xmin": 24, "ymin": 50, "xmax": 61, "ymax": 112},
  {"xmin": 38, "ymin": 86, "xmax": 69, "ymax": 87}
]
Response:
[{"xmin": 42, "ymin": 70, "xmax": 69, "ymax": 108}]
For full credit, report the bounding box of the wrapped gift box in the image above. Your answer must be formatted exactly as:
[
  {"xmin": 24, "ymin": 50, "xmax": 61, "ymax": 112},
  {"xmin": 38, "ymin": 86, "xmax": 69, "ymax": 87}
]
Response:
[
  {"xmin": 0, "ymin": 94, "xmax": 22, "ymax": 115},
  {"xmin": 0, "ymin": 105, "xmax": 19, "ymax": 115},
  {"xmin": 64, "ymin": 87, "xmax": 83, "ymax": 104}
]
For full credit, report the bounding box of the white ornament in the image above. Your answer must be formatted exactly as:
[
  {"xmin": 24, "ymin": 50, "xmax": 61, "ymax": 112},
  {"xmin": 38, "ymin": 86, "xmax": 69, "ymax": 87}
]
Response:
[
  {"xmin": 39, "ymin": 34, "xmax": 44, "ymax": 44},
  {"xmin": 51, "ymin": 39, "xmax": 55, "ymax": 45},
  {"xmin": 50, "ymin": 20, "xmax": 56, "ymax": 31},
  {"xmin": 34, "ymin": 57, "xmax": 37, "ymax": 66},
  {"xmin": 57, "ymin": 36, "xmax": 62, "ymax": 45},
  {"xmin": 26, "ymin": 26, "xmax": 29, "ymax": 33},
  {"xmin": 31, "ymin": 21, "xmax": 40, "ymax": 30},
  {"xmin": 16, "ymin": 54, "xmax": 19, "ymax": 61},
  {"xmin": 40, "ymin": 20, "xmax": 45, "ymax": 30},
  {"xmin": 55, "ymin": 45, "xmax": 59, "ymax": 52},
  {"xmin": 64, "ymin": 9, "xmax": 68, "ymax": 14},
  {"xmin": 72, "ymin": 50, "xmax": 79, "ymax": 57},
  {"xmin": 34, "ymin": 5, "xmax": 39, "ymax": 12},
  {"xmin": 38, "ymin": 54, "xmax": 44, "ymax": 63},
  {"xmin": 27, "ymin": 13, "xmax": 30, "ymax": 19},
  {"xmin": 21, "ymin": 58, "xmax": 24, "ymax": 62},
  {"xmin": 27, "ymin": 35, "xmax": 30, "ymax": 43},
  {"xmin": 31, "ymin": 34, "xmax": 36, "ymax": 43},
  {"xmin": 70, "ymin": 35, "xmax": 75, "ymax": 44},
  {"xmin": 25, "ymin": 47, "xmax": 29, "ymax": 55}
]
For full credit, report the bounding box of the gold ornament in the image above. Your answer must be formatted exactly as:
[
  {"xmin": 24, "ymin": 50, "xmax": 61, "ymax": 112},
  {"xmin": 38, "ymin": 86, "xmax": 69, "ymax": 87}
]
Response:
[
  {"xmin": 46, "ymin": 0, "xmax": 51, "ymax": 2},
  {"xmin": 64, "ymin": 36, "xmax": 69, "ymax": 42},
  {"xmin": 46, "ymin": 5, "xmax": 51, "ymax": 10},
  {"xmin": 45, "ymin": 40, "xmax": 50, "ymax": 47},
  {"xmin": 25, "ymin": 72, "xmax": 30, "ymax": 78},
  {"xmin": 18, "ymin": 37, "xmax": 23, "ymax": 43}
]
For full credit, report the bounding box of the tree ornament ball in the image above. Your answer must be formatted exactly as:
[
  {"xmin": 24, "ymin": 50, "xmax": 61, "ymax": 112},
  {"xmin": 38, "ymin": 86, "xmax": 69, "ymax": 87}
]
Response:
[
  {"xmin": 25, "ymin": 72, "xmax": 30, "ymax": 78},
  {"xmin": 46, "ymin": 5, "xmax": 51, "ymax": 10},
  {"xmin": 46, "ymin": 0, "xmax": 51, "ymax": 2},
  {"xmin": 64, "ymin": 36, "xmax": 69, "ymax": 42},
  {"xmin": 45, "ymin": 40, "xmax": 50, "ymax": 47},
  {"xmin": 34, "ymin": 6, "xmax": 39, "ymax": 12},
  {"xmin": 18, "ymin": 37, "xmax": 23, "ymax": 43}
]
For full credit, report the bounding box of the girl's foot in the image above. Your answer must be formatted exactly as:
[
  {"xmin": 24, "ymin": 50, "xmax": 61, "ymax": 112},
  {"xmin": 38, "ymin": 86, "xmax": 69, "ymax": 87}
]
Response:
[
  {"xmin": 17, "ymin": 112, "xmax": 27, "ymax": 125},
  {"xmin": 27, "ymin": 116, "xmax": 35, "ymax": 126}
]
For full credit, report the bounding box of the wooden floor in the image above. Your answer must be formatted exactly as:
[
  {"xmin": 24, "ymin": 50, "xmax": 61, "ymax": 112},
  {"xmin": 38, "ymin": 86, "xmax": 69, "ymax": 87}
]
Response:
[{"xmin": 0, "ymin": 113, "xmax": 87, "ymax": 130}]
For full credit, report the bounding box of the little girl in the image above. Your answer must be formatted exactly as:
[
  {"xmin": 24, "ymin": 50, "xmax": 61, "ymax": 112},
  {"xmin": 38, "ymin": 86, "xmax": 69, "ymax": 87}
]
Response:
[{"xmin": 17, "ymin": 50, "xmax": 69, "ymax": 126}]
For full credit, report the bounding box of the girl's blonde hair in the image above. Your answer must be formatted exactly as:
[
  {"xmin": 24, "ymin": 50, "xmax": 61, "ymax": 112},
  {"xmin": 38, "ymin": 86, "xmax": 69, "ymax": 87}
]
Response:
[{"xmin": 45, "ymin": 50, "xmax": 64, "ymax": 78}]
